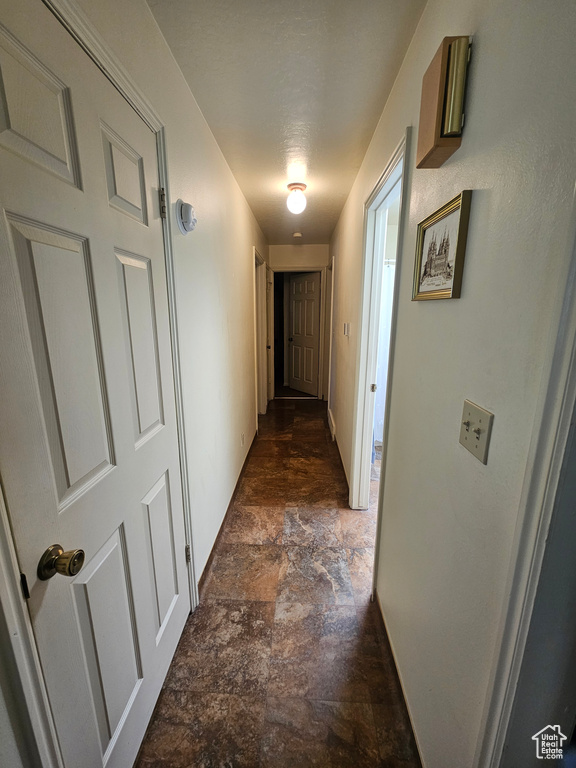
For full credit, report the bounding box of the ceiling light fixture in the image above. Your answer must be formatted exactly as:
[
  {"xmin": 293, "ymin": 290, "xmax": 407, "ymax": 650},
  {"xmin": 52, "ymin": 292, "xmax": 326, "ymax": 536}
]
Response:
[{"xmin": 286, "ymin": 183, "xmax": 307, "ymax": 214}]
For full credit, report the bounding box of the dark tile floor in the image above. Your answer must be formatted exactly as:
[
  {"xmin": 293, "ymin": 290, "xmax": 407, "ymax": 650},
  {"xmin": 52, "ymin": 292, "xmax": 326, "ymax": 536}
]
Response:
[{"xmin": 136, "ymin": 399, "xmax": 421, "ymax": 767}]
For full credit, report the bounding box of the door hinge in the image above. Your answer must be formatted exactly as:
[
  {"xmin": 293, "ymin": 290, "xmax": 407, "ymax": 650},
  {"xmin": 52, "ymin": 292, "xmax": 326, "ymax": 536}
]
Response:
[
  {"xmin": 159, "ymin": 188, "xmax": 167, "ymax": 220},
  {"xmin": 20, "ymin": 572, "xmax": 30, "ymax": 600},
  {"xmin": 370, "ymin": 384, "xmax": 377, "ymax": 392},
  {"xmin": 185, "ymin": 544, "xmax": 191, "ymax": 564}
]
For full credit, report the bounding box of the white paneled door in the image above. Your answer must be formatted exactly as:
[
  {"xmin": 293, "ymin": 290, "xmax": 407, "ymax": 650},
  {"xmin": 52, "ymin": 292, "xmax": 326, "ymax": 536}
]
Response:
[
  {"xmin": 289, "ymin": 272, "xmax": 321, "ymax": 396},
  {"xmin": 0, "ymin": 3, "xmax": 190, "ymax": 767}
]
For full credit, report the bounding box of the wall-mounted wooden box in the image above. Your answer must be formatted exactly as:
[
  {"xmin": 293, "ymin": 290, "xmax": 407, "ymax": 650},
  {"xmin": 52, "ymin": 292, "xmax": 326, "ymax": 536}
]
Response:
[{"xmin": 416, "ymin": 36, "xmax": 470, "ymax": 169}]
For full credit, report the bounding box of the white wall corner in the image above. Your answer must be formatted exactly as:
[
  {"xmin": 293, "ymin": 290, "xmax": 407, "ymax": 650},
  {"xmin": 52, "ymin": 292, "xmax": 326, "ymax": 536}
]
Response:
[{"xmin": 327, "ymin": 408, "xmax": 336, "ymax": 440}]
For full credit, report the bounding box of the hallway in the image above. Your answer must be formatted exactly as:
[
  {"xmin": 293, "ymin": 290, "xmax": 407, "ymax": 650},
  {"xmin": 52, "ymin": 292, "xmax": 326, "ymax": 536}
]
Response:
[{"xmin": 136, "ymin": 400, "xmax": 420, "ymax": 767}]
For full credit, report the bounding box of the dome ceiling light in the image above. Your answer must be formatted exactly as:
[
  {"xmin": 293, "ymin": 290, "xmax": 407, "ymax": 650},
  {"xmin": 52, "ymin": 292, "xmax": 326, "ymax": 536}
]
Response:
[{"xmin": 286, "ymin": 183, "xmax": 307, "ymax": 214}]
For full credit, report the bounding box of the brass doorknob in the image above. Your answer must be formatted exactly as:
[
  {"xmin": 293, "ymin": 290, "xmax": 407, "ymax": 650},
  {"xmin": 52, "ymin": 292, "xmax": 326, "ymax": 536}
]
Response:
[{"xmin": 37, "ymin": 545, "xmax": 85, "ymax": 581}]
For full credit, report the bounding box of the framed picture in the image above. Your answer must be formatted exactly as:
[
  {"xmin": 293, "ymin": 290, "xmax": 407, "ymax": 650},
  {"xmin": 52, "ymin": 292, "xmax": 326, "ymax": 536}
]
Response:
[{"xmin": 412, "ymin": 190, "xmax": 472, "ymax": 300}]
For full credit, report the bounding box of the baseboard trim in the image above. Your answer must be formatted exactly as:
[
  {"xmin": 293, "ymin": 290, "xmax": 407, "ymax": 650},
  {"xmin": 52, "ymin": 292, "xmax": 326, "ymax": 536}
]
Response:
[
  {"xmin": 374, "ymin": 588, "xmax": 426, "ymax": 768},
  {"xmin": 197, "ymin": 433, "xmax": 256, "ymax": 600},
  {"xmin": 327, "ymin": 407, "xmax": 336, "ymax": 440}
]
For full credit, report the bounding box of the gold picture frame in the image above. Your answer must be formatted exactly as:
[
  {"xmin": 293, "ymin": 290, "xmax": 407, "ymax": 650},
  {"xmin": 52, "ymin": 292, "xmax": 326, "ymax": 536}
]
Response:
[{"xmin": 412, "ymin": 190, "xmax": 472, "ymax": 300}]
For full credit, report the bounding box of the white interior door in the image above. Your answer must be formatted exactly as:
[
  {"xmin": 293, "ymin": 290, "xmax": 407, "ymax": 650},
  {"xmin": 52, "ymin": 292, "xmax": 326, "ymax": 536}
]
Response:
[
  {"xmin": 289, "ymin": 272, "xmax": 321, "ymax": 396},
  {"xmin": 0, "ymin": 4, "xmax": 190, "ymax": 767}
]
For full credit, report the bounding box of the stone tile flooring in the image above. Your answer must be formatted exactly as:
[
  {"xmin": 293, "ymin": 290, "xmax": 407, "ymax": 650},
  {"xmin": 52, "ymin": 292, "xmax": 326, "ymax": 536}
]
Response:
[{"xmin": 136, "ymin": 399, "xmax": 421, "ymax": 767}]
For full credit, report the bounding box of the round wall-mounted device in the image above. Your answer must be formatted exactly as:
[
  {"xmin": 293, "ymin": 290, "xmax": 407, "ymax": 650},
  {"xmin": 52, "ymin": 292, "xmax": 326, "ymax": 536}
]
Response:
[{"xmin": 176, "ymin": 199, "xmax": 197, "ymax": 234}]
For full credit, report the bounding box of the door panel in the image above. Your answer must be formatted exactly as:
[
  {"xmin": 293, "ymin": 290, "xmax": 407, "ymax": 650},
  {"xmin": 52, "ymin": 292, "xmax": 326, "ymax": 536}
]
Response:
[
  {"xmin": 142, "ymin": 472, "xmax": 179, "ymax": 638},
  {"xmin": 8, "ymin": 216, "xmax": 115, "ymax": 502},
  {"xmin": 304, "ymin": 347, "xmax": 314, "ymax": 385},
  {"xmin": 102, "ymin": 123, "xmax": 148, "ymax": 223},
  {"xmin": 0, "ymin": 26, "xmax": 81, "ymax": 185},
  {"xmin": 305, "ymin": 295, "xmax": 315, "ymax": 336},
  {"xmin": 116, "ymin": 250, "xmax": 164, "ymax": 444},
  {"xmin": 73, "ymin": 527, "xmax": 143, "ymax": 752},
  {"xmin": 294, "ymin": 298, "xmax": 302, "ymax": 334},
  {"xmin": 292, "ymin": 346, "xmax": 302, "ymax": 380},
  {"xmin": 0, "ymin": 3, "xmax": 190, "ymax": 767},
  {"xmin": 289, "ymin": 272, "xmax": 321, "ymax": 395}
]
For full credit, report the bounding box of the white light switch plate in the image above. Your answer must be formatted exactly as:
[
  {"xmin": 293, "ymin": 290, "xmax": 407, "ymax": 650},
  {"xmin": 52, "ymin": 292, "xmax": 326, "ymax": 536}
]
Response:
[{"xmin": 459, "ymin": 400, "xmax": 494, "ymax": 464}]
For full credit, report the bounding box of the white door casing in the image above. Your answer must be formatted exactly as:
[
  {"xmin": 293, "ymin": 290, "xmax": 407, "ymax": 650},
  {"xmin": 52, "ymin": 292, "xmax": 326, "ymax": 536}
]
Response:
[
  {"xmin": 254, "ymin": 250, "xmax": 267, "ymax": 415},
  {"xmin": 289, "ymin": 272, "xmax": 321, "ymax": 396},
  {"xmin": 0, "ymin": 4, "xmax": 190, "ymax": 767},
  {"xmin": 349, "ymin": 137, "xmax": 406, "ymax": 511},
  {"xmin": 266, "ymin": 266, "xmax": 274, "ymax": 401}
]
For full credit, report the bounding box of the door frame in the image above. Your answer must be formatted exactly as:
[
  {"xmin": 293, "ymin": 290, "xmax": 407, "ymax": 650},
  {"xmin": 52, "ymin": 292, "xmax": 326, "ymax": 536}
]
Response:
[
  {"xmin": 254, "ymin": 249, "xmax": 268, "ymax": 417},
  {"xmin": 349, "ymin": 132, "xmax": 408, "ymax": 510},
  {"xmin": 324, "ymin": 257, "xmax": 334, "ymax": 414},
  {"xmin": 270, "ymin": 265, "xmax": 328, "ymax": 399},
  {"xmin": 0, "ymin": 2, "xmax": 197, "ymax": 765},
  {"xmin": 327, "ymin": 256, "xmax": 336, "ymax": 436},
  {"xmin": 266, "ymin": 266, "xmax": 274, "ymax": 401}
]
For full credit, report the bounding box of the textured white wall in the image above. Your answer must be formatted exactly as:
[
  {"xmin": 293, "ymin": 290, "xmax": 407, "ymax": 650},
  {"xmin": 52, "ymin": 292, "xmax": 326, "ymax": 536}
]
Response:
[
  {"xmin": 269, "ymin": 243, "xmax": 330, "ymax": 269},
  {"xmin": 75, "ymin": 0, "xmax": 269, "ymax": 578},
  {"xmin": 330, "ymin": 1, "xmax": 576, "ymax": 766}
]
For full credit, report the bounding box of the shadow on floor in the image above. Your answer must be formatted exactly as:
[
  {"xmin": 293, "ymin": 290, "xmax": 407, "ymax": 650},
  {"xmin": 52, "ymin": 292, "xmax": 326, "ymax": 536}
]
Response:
[
  {"xmin": 274, "ymin": 385, "xmax": 318, "ymax": 399},
  {"xmin": 136, "ymin": 399, "xmax": 421, "ymax": 767}
]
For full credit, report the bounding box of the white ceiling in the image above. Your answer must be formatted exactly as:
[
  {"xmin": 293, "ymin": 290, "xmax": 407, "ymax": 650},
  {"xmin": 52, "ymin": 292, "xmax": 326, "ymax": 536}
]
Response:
[{"xmin": 146, "ymin": 0, "xmax": 426, "ymax": 245}]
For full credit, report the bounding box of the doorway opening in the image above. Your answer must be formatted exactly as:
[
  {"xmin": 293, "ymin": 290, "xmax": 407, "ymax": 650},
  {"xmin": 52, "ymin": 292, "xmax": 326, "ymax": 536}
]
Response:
[
  {"xmin": 273, "ymin": 271, "xmax": 322, "ymax": 399},
  {"xmin": 370, "ymin": 191, "xmax": 401, "ymax": 499},
  {"xmin": 350, "ymin": 137, "xmax": 407, "ymax": 511}
]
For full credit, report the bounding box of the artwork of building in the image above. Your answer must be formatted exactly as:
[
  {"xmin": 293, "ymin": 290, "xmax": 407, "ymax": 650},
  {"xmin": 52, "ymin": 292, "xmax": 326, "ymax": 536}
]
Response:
[{"xmin": 422, "ymin": 229, "xmax": 451, "ymax": 281}]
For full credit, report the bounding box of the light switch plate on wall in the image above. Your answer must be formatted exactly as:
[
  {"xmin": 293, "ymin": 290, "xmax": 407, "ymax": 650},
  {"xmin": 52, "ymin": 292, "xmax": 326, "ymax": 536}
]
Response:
[{"xmin": 459, "ymin": 400, "xmax": 494, "ymax": 464}]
